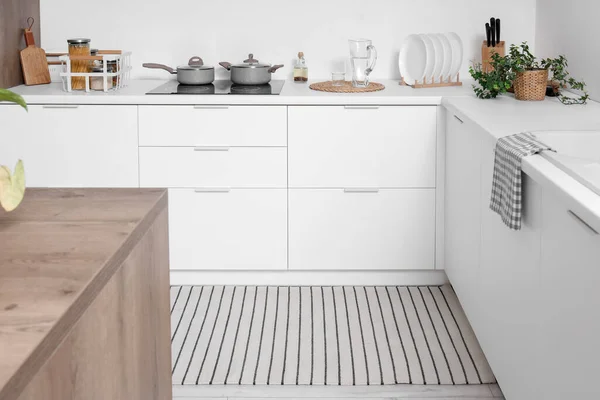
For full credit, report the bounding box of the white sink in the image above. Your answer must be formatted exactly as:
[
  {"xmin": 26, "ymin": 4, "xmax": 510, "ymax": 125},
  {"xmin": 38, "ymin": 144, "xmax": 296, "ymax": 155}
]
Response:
[{"xmin": 532, "ymin": 131, "xmax": 600, "ymax": 196}]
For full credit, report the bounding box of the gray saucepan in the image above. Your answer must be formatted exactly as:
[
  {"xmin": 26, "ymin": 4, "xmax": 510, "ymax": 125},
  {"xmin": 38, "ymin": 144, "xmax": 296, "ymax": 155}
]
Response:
[
  {"xmin": 219, "ymin": 54, "xmax": 283, "ymax": 85},
  {"xmin": 143, "ymin": 56, "xmax": 214, "ymax": 85}
]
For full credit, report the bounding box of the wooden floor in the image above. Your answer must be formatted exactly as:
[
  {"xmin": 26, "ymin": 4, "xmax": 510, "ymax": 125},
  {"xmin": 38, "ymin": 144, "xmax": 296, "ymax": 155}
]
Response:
[{"xmin": 173, "ymin": 383, "xmax": 505, "ymax": 399}]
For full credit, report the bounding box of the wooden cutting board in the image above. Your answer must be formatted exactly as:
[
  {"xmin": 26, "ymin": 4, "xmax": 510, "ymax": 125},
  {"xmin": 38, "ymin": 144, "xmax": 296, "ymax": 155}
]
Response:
[{"xmin": 20, "ymin": 28, "xmax": 50, "ymax": 85}]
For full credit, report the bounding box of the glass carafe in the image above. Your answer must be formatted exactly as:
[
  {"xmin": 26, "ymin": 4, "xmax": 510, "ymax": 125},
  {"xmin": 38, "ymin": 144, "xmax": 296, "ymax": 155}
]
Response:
[{"xmin": 348, "ymin": 38, "xmax": 377, "ymax": 87}]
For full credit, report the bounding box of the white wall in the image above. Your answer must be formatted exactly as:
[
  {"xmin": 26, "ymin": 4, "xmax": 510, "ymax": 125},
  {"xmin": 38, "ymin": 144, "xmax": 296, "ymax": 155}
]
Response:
[
  {"xmin": 41, "ymin": 0, "xmax": 536, "ymax": 81},
  {"xmin": 536, "ymin": 0, "xmax": 599, "ymax": 101}
]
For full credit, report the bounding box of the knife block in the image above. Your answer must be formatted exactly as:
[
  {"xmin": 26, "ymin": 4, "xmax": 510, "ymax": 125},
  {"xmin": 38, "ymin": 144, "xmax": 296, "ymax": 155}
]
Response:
[{"xmin": 482, "ymin": 41, "xmax": 505, "ymax": 73}]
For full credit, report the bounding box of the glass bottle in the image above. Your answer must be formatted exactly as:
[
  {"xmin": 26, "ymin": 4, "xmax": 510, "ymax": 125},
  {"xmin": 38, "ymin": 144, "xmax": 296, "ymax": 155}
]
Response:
[{"xmin": 293, "ymin": 52, "xmax": 308, "ymax": 82}]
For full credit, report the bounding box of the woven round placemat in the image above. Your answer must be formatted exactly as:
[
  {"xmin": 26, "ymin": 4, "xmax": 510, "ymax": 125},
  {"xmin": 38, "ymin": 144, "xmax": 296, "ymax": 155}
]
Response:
[{"xmin": 309, "ymin": 81, "xmax": 385, "ymax": 93}]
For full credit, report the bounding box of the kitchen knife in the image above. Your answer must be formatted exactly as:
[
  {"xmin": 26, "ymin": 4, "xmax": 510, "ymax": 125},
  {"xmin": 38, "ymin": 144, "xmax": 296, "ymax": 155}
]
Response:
[
  {"xmin": 496, "ymin": 18, "xmax": 501, "ymax": 44},
  {"xmin": 490, "ymin": 18, "xmax": 496, "ymax": 47},
  {"xmin": 486, "ymin": 23, "xmax": 491, "ymax": 47}
]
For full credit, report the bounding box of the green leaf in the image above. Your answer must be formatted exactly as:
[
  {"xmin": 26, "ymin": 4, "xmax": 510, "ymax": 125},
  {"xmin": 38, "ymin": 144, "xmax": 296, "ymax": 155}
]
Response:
[
  {"xmin": 0, "ymin": 88, "xmax": 27, "ymax": 110},
  {"xmin": 0, "ymin": 160, "xmax": 26, "ymax": 212}
]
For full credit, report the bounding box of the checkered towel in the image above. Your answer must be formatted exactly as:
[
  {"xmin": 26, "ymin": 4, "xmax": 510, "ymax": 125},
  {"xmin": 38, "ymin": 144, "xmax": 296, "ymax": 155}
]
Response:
[{"xmin": 490, "ymin": 132, "xmax": 553, "ymax": 230}]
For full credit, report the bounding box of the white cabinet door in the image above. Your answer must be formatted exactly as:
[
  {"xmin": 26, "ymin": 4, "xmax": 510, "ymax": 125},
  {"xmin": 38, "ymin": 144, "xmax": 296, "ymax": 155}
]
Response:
[
  {"xmin": 289, "ymin": 188, "xmax": 436, "ymax": 270},
  {"xmin": 139, "ymin": 106, "xmax": 286, "ymax": 147},
  {"xmin": 444, "ymin": 111, "xmax": 483, "ymax": 313},
  {"xmin": 168, "ymin": 188, "xmax": 287, "ymax": 270},
  {"xmin": 0, "ymin": 105, "xmax": 138, "ymax": 187},
  {"xmin": 139, "ymin": 147, "xmax": 287, "ymax": 188},
  {"xmin": 288, "ymin": 106, "xmax": 436, "ymax": 188},
  {"xmin": 477, "ymin": 134, "xmax": 543, "ymax": 400},
  {"xmin": 537, "ymin": 191, "xmax": 600, "ymax": 400}
]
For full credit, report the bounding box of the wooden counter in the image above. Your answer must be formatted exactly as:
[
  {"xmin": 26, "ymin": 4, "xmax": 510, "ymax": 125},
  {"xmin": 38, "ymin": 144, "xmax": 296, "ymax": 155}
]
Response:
[{"xmin": 0, "ymin": 189, "xmax": 171, "ymax": 400}]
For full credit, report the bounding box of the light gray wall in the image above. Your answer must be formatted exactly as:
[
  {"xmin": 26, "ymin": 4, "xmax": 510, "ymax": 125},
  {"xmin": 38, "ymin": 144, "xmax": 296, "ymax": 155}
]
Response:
[
  {"xmin": 536, "ymin": 0, "xmax": 599, "ymax": 101},
  {"xmin": 40, "ymin": 0, "xmax": 536, "ymax": 80}
]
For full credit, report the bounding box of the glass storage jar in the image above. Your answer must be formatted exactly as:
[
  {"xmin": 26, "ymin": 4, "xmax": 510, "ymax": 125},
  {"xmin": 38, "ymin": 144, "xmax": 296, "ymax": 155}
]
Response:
[
  {"xmin": 67, "ymin": 38, "xmax": 91, "ymax": 90},
  {"xmin": 89, "ymin": 66, "xmax": 114, "ymax": 91}
]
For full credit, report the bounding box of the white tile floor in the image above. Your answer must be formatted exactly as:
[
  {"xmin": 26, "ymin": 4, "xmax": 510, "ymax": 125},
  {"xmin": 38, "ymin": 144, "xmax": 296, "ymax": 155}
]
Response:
[{"xmin": 173, "ymin": 383, "xmax": 505, "ymax": 399}]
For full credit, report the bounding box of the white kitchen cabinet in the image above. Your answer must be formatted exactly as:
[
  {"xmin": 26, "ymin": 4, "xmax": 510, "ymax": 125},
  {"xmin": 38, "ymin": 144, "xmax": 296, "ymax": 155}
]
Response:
[
  {"xmin": 288, "ymin": 188, "xmax": 435, "ymax": 270},
  {"xmin": 0, "ymin": 105, "xmax": 138, "ymax": 187},
  {"xmin": 138, "ymin": 106, "xmax": 286, "ymax": 147},
  {"xmin": 537, "ymin": 190, "xmax": 600, "ymax": 400},
  {"xmin": 168, "ymin": 188, "xmax": 287, "ymax": 270},
  {"xmin": 288, "ymin": 106, "xmax": 436, "ymax": 188},
  {"xmin": 139, "ymin": 147, "xmax": 286, "ymax": 188},
  {"xmin": 444, "ymin": 111, "xmax": 483, "ymax": 314}
]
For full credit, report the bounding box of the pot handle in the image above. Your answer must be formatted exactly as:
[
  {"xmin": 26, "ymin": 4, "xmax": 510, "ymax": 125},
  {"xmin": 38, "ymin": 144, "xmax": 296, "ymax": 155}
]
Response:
[
  {"xmin": 188, "ymin": 56, "xmax": 204, "ymax": 66},
  {"xmin": 268, "ymin": 64, "xmax": 284, "ymax": 74},
  {"xmin": 219, "ymin": 62, "xmax": 232, "ymax": 70},
  {"xmin": 142, "ymin": 63, "xmax": 176, "ymax": 74}
]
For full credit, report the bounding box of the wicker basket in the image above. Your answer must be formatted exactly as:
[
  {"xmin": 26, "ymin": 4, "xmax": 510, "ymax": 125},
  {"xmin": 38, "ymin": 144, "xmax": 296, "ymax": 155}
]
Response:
[{"xmin": 514, "ymin": 69, "xmax": 549, "ymax": 101}]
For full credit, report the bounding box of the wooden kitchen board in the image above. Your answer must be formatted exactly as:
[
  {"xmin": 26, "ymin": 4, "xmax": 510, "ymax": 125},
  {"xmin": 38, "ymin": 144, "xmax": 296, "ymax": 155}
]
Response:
[
  {"xmin": 0, "ymin": 0, "xmax": 41, "ymax": 88},
  {"xmin": 20, "ymin": 30, "xmax": 50, "ymax": 85}
]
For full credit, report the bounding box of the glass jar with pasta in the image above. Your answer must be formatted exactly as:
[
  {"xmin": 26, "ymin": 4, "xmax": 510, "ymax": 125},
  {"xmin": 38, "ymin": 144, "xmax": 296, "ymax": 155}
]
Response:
[{"xmin": 67, "ymin": 38, "xmax": 91, "ymax": 90}]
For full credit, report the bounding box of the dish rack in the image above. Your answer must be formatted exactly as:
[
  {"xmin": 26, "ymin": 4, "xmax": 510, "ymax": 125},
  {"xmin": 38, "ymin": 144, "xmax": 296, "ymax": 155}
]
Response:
[{"xmin": 54, "ymin": 50, "xmax": 132, "ymax": 92}]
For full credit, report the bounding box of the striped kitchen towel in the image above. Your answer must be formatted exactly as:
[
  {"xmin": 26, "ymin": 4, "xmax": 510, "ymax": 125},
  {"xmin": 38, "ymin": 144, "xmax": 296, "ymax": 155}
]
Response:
[{"xmin": 490, "ymin": 132, "xmax": 553, "ymax": 230}]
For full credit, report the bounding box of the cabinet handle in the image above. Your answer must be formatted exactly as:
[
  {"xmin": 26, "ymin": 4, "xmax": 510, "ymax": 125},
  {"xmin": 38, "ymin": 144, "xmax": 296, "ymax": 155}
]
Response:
[
  {"xmin": 343, "ymin": 188, "xmax": 380, "ymax": 193},
  {"xmin": 344, "ymin": 105, "xmax": 380, "ymax": 109},
  {"xmin": 567, "ymin": 210, "xmax": 599, "ymax": 235},
  {"xmin": 194, "ymin": 188, "xmax": 231, "ymax": 193},
  {"xmin": 194, "ymin": 146, "xmax": 230, "ymax": 151},
  {"xmin": 42, "ymin": 105, "xmax": 79, "ymax": 109},
  {"xmin": 193, "ymin": 105, "xmax": 229, "ymax": 109},
  {"xmin": 453, "ymin": 115, "xmax": 464, "ymax": 123}
]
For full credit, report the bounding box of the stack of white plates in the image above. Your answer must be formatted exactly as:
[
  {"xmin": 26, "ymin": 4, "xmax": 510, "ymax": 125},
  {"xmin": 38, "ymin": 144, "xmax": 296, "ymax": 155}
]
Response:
[{"xmin": 399, "ymin": 32, "xmax": 463, "ymax": 85}]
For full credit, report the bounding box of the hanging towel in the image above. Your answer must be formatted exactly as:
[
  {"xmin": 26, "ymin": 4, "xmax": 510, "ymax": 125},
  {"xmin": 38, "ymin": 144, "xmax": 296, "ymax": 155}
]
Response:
[{"xmin": 490, "ymin": 132, "xmax": 553, "ymax": 230}]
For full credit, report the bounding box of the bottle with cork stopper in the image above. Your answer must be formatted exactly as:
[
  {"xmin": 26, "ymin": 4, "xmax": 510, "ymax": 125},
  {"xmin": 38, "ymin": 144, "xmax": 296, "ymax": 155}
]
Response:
[{"xmin": 294, "ymin": 52, "xmax": 308, "ymax": 82}]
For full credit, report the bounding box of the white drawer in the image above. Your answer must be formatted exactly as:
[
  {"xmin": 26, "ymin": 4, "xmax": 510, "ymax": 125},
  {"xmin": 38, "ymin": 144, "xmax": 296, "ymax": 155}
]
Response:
[
  {"xmin": 168, "ymin": 188, "xmax": 287, "ymax": 270},
  {"xmin": 139, "ymin": 147, "xmax": 286, "ymax": 188},
  {"xmin": 139, "ymin": 105, "xmax": 286, "ymax": 146},
  {"xmin": 288, "ymin": 106, "xmax": 436, "ymax": 188},
  {"xmin": 289, "ymin": 188, "xmax": 435, "ymax": 270}
]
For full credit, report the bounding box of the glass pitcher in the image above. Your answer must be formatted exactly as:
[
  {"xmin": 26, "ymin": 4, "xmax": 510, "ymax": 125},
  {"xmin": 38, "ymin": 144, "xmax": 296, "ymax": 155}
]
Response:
[{"xmin": 348, "ymin": 38, "xmax": 377, "ymax": 87}]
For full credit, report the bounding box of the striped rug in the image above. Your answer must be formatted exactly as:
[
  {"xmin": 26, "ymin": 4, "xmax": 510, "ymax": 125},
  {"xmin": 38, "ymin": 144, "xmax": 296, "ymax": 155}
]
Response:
[{"xmin": 170, "ymin": 286, "xmax": 495, "ymax": 386}]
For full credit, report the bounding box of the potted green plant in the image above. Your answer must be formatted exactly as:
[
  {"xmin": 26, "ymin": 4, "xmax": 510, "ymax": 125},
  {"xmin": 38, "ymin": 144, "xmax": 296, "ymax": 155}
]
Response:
[
  {"xmin": 469, "ymin": 42, "xmax": 588, "ymax": 104},
  {"xmin": 0, "ymin": 88, "xmax": 27, "ymax": 212}
]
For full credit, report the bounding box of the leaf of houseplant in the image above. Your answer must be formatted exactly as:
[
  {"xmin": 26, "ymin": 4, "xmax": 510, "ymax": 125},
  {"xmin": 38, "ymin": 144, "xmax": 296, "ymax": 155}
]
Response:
[
  {"xmin": 0, "ymin": 88, "xmax": 27, "ymax": 110},
  {"xmin": 0, "ymin": 160, "xmax": 26, "ymax": 212}
]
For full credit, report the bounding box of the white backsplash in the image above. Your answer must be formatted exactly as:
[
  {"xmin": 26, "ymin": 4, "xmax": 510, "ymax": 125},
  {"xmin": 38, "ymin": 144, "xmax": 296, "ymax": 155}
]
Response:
[{"xmin": 41, "ymin": 0, "xmax": 536, "ymax": 80}]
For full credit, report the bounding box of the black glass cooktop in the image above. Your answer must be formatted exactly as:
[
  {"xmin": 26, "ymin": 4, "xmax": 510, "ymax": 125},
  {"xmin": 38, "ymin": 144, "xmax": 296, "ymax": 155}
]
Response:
[{"xmin": 146, "ymin": 80, "xmax": 285, "ymax": 95}]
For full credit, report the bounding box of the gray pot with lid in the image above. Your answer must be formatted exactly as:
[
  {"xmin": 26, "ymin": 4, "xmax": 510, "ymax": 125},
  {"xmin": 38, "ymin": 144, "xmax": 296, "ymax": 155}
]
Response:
[
  {"xmin": 219, "ymin": 54, "xmax": 283, "ymax": 85},
  {"xmin": 143, "ymin": 56, "xmax": 214, "ymax": 85}
]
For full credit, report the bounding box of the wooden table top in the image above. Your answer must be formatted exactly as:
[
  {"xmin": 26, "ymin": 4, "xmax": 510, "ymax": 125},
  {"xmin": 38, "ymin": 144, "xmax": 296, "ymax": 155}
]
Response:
[{"xmin": 0, "ymin": 188, "xmax": 168, "ymax": 397}]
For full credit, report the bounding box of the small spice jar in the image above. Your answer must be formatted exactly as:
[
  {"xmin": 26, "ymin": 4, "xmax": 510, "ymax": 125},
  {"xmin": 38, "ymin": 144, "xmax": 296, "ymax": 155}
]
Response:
[
  {"xmin": 89, "ymin": 66, "xmax": 114, "ymax": 91},
  {"xmin": 67, "ymin": 38, "xmax": 91, "ymax": 90},
  {"xmin": 107, "ymin": 60, "xmax": 119, "ymax": 87}
]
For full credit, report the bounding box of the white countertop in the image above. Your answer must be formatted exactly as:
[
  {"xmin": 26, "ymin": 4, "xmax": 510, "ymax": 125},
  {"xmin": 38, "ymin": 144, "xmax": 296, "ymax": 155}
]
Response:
[
  {"xmin": 9, "ymin": 79, "xmax": 474, "ymax": 106},
  {"xmin": 443, "ymin": 94, "xmax": 600, "ymax": 140}
]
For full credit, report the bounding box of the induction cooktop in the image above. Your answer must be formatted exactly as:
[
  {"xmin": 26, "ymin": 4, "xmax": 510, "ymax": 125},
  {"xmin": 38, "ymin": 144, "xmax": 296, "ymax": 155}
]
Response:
[{"xmin": 146, "ymin": 80, "xmax": 285, "ymax": 95}]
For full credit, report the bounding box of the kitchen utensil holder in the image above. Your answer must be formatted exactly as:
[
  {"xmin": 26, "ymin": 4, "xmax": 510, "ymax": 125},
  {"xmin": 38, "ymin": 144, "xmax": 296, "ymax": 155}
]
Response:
[
  {"xmin": 53, "ymin": 50, "xmax": 132, "ymax": 92},
  {"xmin": 482, "ymin": 41, "xmax": 505, "ymax": 73},
  {"xmin": 400, "ymin": 74, "xmax": 462, "ymax": 88}
]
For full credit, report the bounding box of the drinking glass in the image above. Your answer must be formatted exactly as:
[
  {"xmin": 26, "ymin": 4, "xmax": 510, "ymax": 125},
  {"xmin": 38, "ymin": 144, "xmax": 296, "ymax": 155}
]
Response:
[
  {"xmin": 331, "ymin": 72, "xmax": 345, "ymax": 86},
  {"xmin": 348, "ymin": 38, "xmax": 377, "ymax": 87}
]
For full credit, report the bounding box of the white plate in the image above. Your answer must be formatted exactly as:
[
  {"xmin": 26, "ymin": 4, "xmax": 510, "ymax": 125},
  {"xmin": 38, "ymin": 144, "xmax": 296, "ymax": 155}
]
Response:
[
  {"xmin": 399, "ymin": 34, "xmax": 427, "ymax": 85},
  {"xmin": 445, "ymin": 32, "xmax": 463, "ymax": 81},
  {"xmin": 436, "ymin": 33, "xmax": 453, "ymax": 82},
  {"xmin": 428, "ymin": 34, "xmax": 444, "ymax": 83},
  {"xmin": 419, "ymin": 34, "xmax": 435, "ymax": 84}
]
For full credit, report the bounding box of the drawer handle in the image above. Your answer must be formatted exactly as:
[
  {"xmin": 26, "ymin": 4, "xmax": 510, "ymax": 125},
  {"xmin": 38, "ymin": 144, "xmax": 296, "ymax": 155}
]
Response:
[
  {"xmin": 453, "ymin": 115, "xmax": 464, "ymax": 123},
  {"xmin": 193, "ymin": 105, "xmax": 229, "ymax": 109},
  {"xmin": 344, "ymin": 105, "xmax": 380, "ymax": 110},
  {"xmin": 343, "ymin": 188, "xmax": 380, "ymax": 193},
  {"xmin": 194, "ymin": 146, "xmax": 230, "ymax": 152},
  {"xmin": 567, "ymin": 210, "xmax": 599, "ymax": 235},
  {"xmin": 42, "ymin": 105, "xmax": 80, "ymax": 109},
  {"xmin": 194, "ymin": 188, "xmax": 231, "ymax": 193}
]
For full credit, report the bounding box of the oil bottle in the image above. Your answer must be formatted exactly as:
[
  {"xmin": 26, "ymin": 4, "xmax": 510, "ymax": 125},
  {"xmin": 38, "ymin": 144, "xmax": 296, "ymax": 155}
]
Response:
[{"xmin": 293, "ymin": 52, "xmax": 308, "ymax": 82}]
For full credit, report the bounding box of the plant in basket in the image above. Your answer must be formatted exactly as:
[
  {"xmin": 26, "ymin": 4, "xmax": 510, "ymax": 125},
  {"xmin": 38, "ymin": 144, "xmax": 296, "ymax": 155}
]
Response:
[
  {"xmin": 0, "ymin": 89, "xmax": 27, "ymax": 212},
  {"xmin": 469, "ymin": 42, "xmax": 588, "ymax": 104}
]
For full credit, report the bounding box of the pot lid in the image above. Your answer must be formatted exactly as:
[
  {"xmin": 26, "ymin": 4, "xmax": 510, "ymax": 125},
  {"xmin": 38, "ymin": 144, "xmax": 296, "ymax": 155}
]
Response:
[
  {"xmin": 178, "ymin": 56, "xmax": 214, "ymax": 71},
  {"xmin": 232, "ymin": 53, "xmax": 271, "ymax": 68}
]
